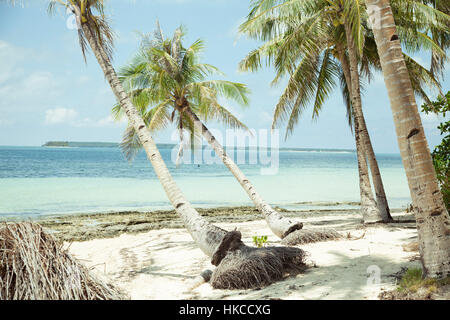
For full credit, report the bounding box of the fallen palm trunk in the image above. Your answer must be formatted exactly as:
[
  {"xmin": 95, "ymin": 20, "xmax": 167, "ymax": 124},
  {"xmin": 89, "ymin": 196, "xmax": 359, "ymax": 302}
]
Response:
[{"xmin": 0, "ymin": 222, "xmax": 126, "ymax": 300}]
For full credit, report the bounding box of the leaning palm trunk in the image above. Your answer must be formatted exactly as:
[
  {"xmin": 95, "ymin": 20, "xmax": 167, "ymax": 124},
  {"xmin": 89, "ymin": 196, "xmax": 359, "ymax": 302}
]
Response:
[
  {"xmin": 354, "ymin": 114, "xmax": 382, "ymax": 223},
  {"xmin": 78, "ymin": 18, "xmax": 224, "ymax": 258},
  {"xmin": 337, "ymin": 37, "xmax": 392, "ymax": 223},
  {"xmin": 365, "ymin": 0, "xmax": 450, "ymax": 278},
  {"xmin": 364, "ymin": 127, "xmax": 392, "ymax": 221},
  {"xmin": 71, "ymin": 5, "xmax": 307, "ymax": 288},
  {"xmin": 339, "ymin": 37, "xmax": 384, "ymax": 224},
  {"xmin": 339, "ymin": 45, "xmax": 391, "ymax": 222},
  {"xmin": 184, "ymin": 108, "xmax": 302, "ymax": 239}
]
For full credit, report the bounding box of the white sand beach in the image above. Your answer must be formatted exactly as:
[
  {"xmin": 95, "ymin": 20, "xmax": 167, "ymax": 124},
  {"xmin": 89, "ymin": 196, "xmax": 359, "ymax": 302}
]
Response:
[{"xmin": 68, "ymin": 211, "xmax": 421, "ymax": 300}]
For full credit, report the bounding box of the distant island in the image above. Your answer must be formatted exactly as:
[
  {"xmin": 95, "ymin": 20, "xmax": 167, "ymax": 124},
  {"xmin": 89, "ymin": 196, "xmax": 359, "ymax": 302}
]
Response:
[
  {"xmin": 42, "ymin": 141, "xmax": 119, "ymax": 148},
  {"xmin": 42, "ymin": 141, "xmax": 354, "ymax": 152},
  {"xmin": 42, "ymin": 141, "xmax": 179, "ymax": 149}
]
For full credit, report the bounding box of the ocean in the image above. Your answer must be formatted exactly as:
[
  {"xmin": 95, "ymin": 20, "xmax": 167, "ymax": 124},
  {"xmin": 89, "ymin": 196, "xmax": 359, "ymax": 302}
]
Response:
[{"xmin": 0, "ymin": 145, "xmax": 411, "ymax": 218}]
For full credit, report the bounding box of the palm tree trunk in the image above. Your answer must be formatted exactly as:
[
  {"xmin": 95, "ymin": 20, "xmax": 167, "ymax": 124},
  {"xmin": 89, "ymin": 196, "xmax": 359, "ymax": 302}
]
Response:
[
  {"xmin": 338, "ymin": 45, "xmax": 392, "ymax": 222},
  {"xmin": 365, "ymin": 130, "xmax": 392, "ymax": 221},
  {"xmin": 339, "ymin": 41, "xmax": 383, "ymax": 223},
  {"xmin": 75, "ymin": 10, "xmax": 227, "ymax": 259},
  {"xmin": 354, "ymin": 111, "xmax": 383, "ymax": 223},
  {"xmin": 183, "ymin": 107, "xmax": 303, "ymax": 239},
  {"xmin": 365, "ymin": 0, "xmax": 450, "ymax": 278},
  {"xmin": 342, "ymin": 23, "xmax": 384, "ymax": 223}
]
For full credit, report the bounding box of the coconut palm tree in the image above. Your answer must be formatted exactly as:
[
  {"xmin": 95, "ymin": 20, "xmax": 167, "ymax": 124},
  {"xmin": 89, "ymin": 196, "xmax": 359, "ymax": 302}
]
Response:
[
  {"xmin": 239, "ymin": 0, "xmax": 389, "ymax": 222},
  {"xmin": 239, "ymin": 0, "xmax": 443, "ymax": 223},
  {"xmin": 112, "ymin": 24, "xmax": 305, "ymax": 240},
  {"xmin": 0, "ymin": 0, "xmax": 309, "ymax": 289},
  {"xmin": 45, "ymin": 0, "xmax": 229, "ymax": 260},
  {"xmin": 365, "ymin": 0, "xmax": 450, "ymax": 278}
]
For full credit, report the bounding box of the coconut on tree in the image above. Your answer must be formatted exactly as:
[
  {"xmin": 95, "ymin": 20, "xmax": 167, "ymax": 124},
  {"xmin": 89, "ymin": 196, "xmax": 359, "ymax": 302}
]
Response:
[
  {"xmin": 112, "ymin": 24, "xmax": 310, "ymax": 241},
  {"xmin": 239, "ymin": 0, "xmax": 445, "ymax": 224}
]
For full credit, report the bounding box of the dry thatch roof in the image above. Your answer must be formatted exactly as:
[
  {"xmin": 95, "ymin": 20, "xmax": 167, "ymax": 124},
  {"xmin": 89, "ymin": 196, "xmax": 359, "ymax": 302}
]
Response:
[{"xmin": 0, "ymin": 222, "xmax": 126, "ymax": 300}]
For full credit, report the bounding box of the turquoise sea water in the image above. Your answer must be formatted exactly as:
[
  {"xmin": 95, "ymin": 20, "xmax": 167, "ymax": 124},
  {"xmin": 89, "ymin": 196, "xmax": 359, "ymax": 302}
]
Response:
[{"xmin": 0, "ymin": 146, "xmax": 411, "ymax": 218}]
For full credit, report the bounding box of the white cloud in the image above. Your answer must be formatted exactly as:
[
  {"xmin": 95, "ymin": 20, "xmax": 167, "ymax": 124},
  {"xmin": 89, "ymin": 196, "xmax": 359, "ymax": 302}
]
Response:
[
  {"xmin": 44, "ymin": 108, "xmax": 127, "ymax": 127},
  {"xmin": 23, "ymin": 71, "xmax": 60, "ymax": 96},
  {"xmin": 76, "ymin": 75, "xmax": 90, "ymax": 85},
  {"xmin": 0, "ymin": 41, "xmax": 27, "ymax": 85},
  {"xmin": 0, "ymin": 118, "xmax": 15, "ymax": 127},
  {"xmin": 45, "ymin": 108, "xmax": 78, "ymax": 124},
  {"xmin": 260, "ymin": 111, "xmax": 273, "ymax": 124},
  {"xmin": 96, "ymin": 115, "xmax": 127, "ymax": 127}
]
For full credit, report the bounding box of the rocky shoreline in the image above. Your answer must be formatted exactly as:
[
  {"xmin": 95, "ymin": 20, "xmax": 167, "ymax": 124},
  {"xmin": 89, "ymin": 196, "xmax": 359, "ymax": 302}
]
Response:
[{"xmin": 4, "ymin": 205, "xmax": 408, "ymax": 242}]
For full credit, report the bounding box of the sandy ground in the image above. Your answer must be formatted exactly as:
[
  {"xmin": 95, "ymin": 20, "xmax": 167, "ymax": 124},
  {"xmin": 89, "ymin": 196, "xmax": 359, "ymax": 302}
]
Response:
[{"xmin": 67, "ymin": 211, "xmax": 421, "ymax": 300}]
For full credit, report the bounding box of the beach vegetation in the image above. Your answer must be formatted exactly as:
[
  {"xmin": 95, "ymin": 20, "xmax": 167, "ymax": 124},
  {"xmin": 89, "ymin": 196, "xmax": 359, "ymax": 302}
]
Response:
[
  {"xmin": 421, "ymin": 91, "xmax": 450, "ymax": 210},
  {"xmin": 252, "ymin": 235, "xmax": 268, "ymax": 248}
]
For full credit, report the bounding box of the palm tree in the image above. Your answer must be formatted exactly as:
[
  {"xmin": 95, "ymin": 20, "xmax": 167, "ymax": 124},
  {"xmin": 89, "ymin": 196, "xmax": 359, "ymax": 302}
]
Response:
[
  {"xmin": 239, "ymin": 0, "xmax": 442, "ymax": 223},
  {"xmin": 46, "ymin": 0, "xmax": 227, "ymax": 260},
  {"xmin": 113, "ymin": 25, "xmax": 304, "ymax": 240},
  {"xmin": 365, "ymin": 0, "xmax": 450, "ymax": 278},
  {"xmin": 2, "ymin": 0, "xmax": 308, "ymax": 289},
  {"xmin": 239, "ymin": 0, "xmax": 389, "ymax": 222}
]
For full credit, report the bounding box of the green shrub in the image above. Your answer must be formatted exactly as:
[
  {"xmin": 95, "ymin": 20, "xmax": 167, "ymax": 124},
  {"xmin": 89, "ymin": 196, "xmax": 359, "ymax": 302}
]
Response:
[
  {"xmin": 421, "ymin": 92, "xmax": 450, "ymax": 210},
  {"xmin": 397, "ymin": 268, "xmax": 437, "ymax": 294},
  {"xmin": 252, "ymin": 235, "xmax": 268, "ymax": 248}
]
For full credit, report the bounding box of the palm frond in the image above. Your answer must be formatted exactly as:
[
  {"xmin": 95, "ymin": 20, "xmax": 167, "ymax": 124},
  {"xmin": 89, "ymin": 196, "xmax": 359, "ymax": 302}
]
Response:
[
  {"xmin": 120, "ymin": 125, "xmax": 142, "ymax": 162},
  {"xmin": 312, "ymin": 49, "xmax": 340, "ymax": 119}
]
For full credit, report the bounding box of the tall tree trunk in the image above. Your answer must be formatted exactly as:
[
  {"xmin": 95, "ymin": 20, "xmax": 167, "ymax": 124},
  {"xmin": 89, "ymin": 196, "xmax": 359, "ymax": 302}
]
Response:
[
  {"xmin": 354, "ymin": 111, "xmax": 383, "ymax": 223},
  {"xmin": 338, "ymin": 45, "xmax": 392, "ymax": 223},
  {"xmin": 365, "ymin": 127, "xmax": 393, "ymax": 221},
  {"xmin": 342, "ymin": 24, "xmax": 384, "ymax": 223},
  {"xmin": 76, "ymin": 11, "xmax": 227, "ymax": 259},
  {"xmin": 183, "ymin": 107, "xmax": 303, "ymax": 239},
  {"xmin": 365, "ymin": 0, "xmax": 450, "ymax": 278}
]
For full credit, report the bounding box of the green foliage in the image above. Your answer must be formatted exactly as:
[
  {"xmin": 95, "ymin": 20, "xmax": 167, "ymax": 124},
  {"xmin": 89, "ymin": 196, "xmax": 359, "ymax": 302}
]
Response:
[
  {"xmin": 396, "ymin": 267, "xmax": 450, "ymax": 294},
  {"xmin": 47, "ymin": 0, "xmax": 115, "ymax": 63},
  {"xmin": 252, "ymin": 235, "xmax": 268, "ymax": 248},
  {"xmin": 239, "ymin": 0, "xmax": 447, "ymax": 138},
  {"xmin": 421, "ymin": 91, "xmax": 450, "ymax": 210},
  {"xmin": 397, "ymin": 268, "xmax": 436, "ymax": 293},
  {"xmin": 113, "ymin": 23, "xmax": 250, "ymax": 161}
]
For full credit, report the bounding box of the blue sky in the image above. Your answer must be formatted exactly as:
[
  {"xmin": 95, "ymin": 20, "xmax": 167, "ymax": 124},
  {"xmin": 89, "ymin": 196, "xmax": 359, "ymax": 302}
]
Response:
[{"xmin": 0, "ymin": 0, "xmax": 448, "ymax": 153}]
